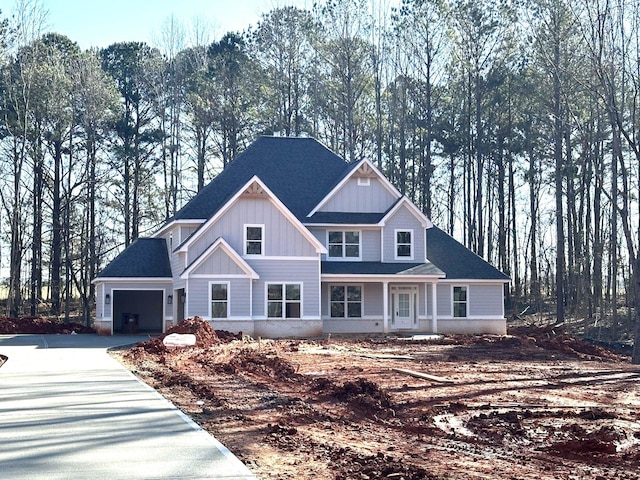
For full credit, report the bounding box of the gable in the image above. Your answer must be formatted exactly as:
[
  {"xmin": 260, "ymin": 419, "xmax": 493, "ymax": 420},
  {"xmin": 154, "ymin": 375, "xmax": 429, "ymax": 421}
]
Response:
[
  {"xmin": 309, "ymin": 159, "xmax": 401, "ymax": 216},
  {"xmin": 192, "ymin": 247, "xmax": 246, "ymax": 276},
  {"xmin": 318, "ymin": 176, "xmax": 397, "ymax": 213},
  {"xmin": 182, "ymin": 238, "xmax": 258, "ymax": 279},
  {"xmin": 182, "ymin": 177, "xmax": 327, "ymax": 266}
]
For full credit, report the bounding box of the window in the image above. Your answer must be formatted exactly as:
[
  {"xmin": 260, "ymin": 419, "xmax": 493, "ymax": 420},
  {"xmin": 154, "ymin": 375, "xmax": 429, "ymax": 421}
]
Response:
[
  {"xmin": 210, "ymin": 283, "xmax": 228, "ymax": 318},
  {"xmin": 357, "ymin": 177, "xmax": 370, "ymax": 186},
  {"xmin": 453, "ymin": 286, "xmax": 467, "ymax": 317},
  {"xmin": 328, "ymin": 231, "xmax": 360, "ymax": 259},
  {"xmin": 267, "ymin": 283, "xmax": 301, "ymax": 318},
  {"xmin": 245, "ymin": 225, "xmax": 264, "ymax": 255},
  {"xmin": 330, "ymin": 285, "xmax": 362, "ymax": 318},
  {"xmin": 395, "ymin": 230, "xmax": 413, "ymax": 259}
]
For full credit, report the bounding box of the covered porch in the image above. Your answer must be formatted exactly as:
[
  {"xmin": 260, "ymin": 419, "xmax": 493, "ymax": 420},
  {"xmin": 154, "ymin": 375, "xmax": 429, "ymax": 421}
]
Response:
[{"xmin": 321, "ymin": 261, "xmax": 445, "ymax": 335}]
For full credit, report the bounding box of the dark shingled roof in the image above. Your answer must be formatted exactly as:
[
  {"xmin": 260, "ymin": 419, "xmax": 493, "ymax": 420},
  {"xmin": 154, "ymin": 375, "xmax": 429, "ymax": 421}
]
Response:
[
  {"xmin": 175, "ymin": 136, "xmax": 350, "ymax": 221},
  {"xmin": 426, "ymin": 226, "xmax": 509, "ymax": 280},
  {"xmin": 322, "ymin": 261, "xmax": 444, "ymax": 276},
  {"xmin": 305, "ymin": 212, "xmax": 387, "ymax": 224},
  {"xmin": 96, "ymin": 238, "xmax": 172, "ymax": 278}
]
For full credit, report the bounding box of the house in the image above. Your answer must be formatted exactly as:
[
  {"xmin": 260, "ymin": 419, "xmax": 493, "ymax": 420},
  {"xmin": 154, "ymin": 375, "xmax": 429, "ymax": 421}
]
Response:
[{"xmin": 93, "ymin": 136, "xmax": 509, "ymax": 337}]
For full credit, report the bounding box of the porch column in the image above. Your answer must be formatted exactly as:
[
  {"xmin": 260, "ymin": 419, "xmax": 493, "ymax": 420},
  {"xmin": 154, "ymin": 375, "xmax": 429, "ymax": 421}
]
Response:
[
  {"xmin": 383, "ymin": 281, "xmax": 389, "ymax": 333},
  {"xmin": 431, "ymin": 282, "xmax": 438, "ymax": 333}
]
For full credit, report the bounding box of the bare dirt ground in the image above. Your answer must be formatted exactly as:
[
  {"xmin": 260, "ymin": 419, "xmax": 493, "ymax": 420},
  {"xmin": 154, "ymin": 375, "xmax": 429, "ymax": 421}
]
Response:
[{"xmin": 107, "ymin": 318, "xmax": 640, "ymax": 480}]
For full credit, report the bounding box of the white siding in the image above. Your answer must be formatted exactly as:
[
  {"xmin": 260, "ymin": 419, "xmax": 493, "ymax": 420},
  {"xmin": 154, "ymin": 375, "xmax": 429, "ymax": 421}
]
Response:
[{"xmin": 320, "ymin": 178, "xmax": 396, "ymax": 213}]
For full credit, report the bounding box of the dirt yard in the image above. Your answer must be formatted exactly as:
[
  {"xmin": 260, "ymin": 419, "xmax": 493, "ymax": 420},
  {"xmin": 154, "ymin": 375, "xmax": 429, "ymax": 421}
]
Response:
[{"xmin": 106, "ymin": 318, "xmax": 640, "ymax": 480}]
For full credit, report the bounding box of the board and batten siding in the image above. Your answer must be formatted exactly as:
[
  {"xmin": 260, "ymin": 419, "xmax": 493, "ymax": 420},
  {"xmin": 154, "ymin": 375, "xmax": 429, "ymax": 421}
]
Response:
[
  {"xmin": 186, "ymin": 277, "xmax": 251, "ymax": 318},
  {"xmin": 319, "ymin": 178, "xmax": 396, "ymax": 213},
  {"xmin": 192, "ymin": 247, "xmax": 245, "ymax": 276},
  {"xmin": 250, "ymin": 259, "xmax": 320, "ymax": 318},
  {"xmin": 382, "ymin": 205, "xmax": 426, "ymax": 262},
  {"xmin": 188, "ymin": 197, "xmax": 316, "ymax": 265},
  {"xmin": 469, "ymin": 284, "xmax": 505, "ymax": 316}
]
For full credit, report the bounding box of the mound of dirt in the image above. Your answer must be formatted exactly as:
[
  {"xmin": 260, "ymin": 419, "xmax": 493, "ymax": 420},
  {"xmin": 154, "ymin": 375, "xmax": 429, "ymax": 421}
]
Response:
[
  {"xmin": 324, "ymin": 377, "xmax": 394, "ymax": 414},
  {"xmin": 0, "ymin": 317, "xmax": 95, "ymax": 334},
  {"xmin": 138, "ymin": 316, "xmax": 222, "ymax": 354},
  {"xmin": 508, "ymin": 324, "xmax": 622, "ymax": 360},
  {"xmin": 224, "ymin": 349, "xmax": 298, "ymax": 379}
]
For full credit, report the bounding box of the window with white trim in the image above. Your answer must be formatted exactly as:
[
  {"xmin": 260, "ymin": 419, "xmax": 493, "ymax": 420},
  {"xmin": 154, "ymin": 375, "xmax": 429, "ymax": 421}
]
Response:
[
  {"xmin": 210, "ymin": 283, "xmax": 228, "ymax": 318},
  {"xmin": 328, "ymin": 231, "xmax": 360, "ymax": 259},
  {"xmin": 245, "ymin": 224, "xmax": 264, "ymax": 255},
  {"xmin": 267, "ymin": 283, "xmax": 301, "ymax": 318},
  {"xmin": 395, "ymin": 229, "xmax": 413, "ymax": 259},
  {"xmin": 330, "ymin": 285, "xmax": 362, "ymax": 318},
  {"xmin": 453, "ymin": 286, "xmax": 467, "ymax": 317}
]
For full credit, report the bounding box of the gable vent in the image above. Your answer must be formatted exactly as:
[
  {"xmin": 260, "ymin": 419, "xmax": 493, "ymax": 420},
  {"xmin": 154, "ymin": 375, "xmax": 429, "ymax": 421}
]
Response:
[
  {"xmin": 356, "ymin": 163, "xmax": 376, "ymax": 178},
  {"xmin": 242, "ymin": 181, "xmax": 267, "ymax": 198}
]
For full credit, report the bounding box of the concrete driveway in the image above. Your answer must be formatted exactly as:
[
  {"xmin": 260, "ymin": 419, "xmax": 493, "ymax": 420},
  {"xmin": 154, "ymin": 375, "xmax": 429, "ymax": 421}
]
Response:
[{"xmin": 0, "ymin": 334, "xmax": 256, "ymax": 479}]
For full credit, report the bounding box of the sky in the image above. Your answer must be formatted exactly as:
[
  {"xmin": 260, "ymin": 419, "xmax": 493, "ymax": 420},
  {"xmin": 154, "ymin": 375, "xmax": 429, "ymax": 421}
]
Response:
[{"xmin": 2, "ymin": 0, "xmax": 313, "ymax": 50}]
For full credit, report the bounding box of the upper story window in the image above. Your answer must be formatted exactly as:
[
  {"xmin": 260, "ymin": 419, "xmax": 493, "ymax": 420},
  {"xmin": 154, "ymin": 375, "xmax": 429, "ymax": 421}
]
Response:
[
  {"xmin": 357, "ymin": 177, "xmax": 370, "ymax": 186},
  {"xmin": 328, "ymin": 231, "xmax": 360, "ymax": 259},
  {"xmin": 244, "ymin": 224, "xmax": 264, "ymax": 256},
  {"xmin": 453, "ymin": 286, "xmax": 468, "ymax": 317},
  {"xmin": 395, "ymin": 229, "xmax": 413, "ymax": 260}
]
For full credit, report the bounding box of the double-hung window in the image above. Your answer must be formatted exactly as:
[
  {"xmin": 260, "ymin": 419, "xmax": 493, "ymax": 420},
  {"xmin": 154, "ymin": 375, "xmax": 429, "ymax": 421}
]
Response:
[
  {"xmin": 328, "ymin": 231, "xmax": 360, "ymax": 259},
  {"xmin": 330, "ymin": 285, "xmax": 362, "ymax": 318},
  {"xmin": 267, "ymin": 283, "xmax": 301, "ymax": 318},
  {"xmin": 453, "ymin": 286, "xmax": 467, "ymax": 317},
  {"xmin": 245, "ymin": 225, "xmax": 264, "ymax": 256},
  {"xmin": 210, "ymin": 283, "xmax": 228, "ymax": 318},
  {"xmin": 395, "ymin": 229, "xmax": 413, "ymax": 259}
]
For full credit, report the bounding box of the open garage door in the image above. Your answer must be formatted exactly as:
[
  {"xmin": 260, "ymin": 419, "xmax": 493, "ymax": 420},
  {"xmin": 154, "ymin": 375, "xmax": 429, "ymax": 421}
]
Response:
[{"xmin": 113, "ymin": 290, "xmax": 164, "ymax": 334}]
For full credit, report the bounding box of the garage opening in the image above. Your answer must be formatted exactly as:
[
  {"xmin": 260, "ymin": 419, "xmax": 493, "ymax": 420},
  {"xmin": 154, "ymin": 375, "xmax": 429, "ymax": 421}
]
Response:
[{"xmin": 113, "ymin": 290, "xmax": 163, "ymax": 334}]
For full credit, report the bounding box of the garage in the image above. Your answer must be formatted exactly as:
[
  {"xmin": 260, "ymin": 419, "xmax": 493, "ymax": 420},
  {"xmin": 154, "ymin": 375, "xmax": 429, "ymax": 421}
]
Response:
[{"xmin": 112, "ymin": 290, "xmax": 164, "ymax": 334}]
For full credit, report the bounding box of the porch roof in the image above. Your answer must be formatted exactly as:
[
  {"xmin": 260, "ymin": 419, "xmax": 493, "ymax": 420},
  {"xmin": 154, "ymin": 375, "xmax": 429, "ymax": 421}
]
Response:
[{"xmin": 321, "ymin": 261, "xmax": 444, "ymax": 276}]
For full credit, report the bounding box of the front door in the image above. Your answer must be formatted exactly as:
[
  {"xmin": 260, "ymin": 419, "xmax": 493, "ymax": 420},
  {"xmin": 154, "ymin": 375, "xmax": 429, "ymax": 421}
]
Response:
[{"xmin": 391, "ymin": 286, "xmax": 417, "ymax": 329}]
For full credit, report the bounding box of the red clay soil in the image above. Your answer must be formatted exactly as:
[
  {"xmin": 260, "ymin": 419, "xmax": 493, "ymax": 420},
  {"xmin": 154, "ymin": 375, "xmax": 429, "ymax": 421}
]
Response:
[
  {"xmin": 0, "ymin": 317, "xmax": 95, "ymax": 334},
  {"xmin": 112, "ymin": 319, "xmax": 640, "ymax": 479}
]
